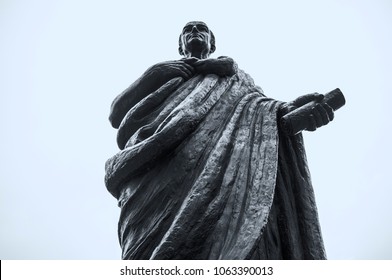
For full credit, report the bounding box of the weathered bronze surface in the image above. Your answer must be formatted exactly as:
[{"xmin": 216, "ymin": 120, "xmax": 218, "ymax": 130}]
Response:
[
  {"xmin": 280, "ymin": 88, "xmax": 345, "ymax": 135},
  {"xmin": 105, "ymin": 21, "xmax": 344, "ymax": 259}
]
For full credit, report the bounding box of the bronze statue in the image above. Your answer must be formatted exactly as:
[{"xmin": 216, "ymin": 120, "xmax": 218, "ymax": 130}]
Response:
[{"xmin": 105, "ymin": 21, "xmax": 345, "ymax": 259}]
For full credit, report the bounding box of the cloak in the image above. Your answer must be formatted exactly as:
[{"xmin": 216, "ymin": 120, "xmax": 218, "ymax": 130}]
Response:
[{"xmin": 105, "ymin": 67, "xmax": 327, "ymax": 260}]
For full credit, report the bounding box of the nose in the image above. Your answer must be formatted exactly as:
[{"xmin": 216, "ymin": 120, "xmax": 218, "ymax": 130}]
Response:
[{"xmin": 191, "ymin": 25, "xmax": 199, "ymax": 32}]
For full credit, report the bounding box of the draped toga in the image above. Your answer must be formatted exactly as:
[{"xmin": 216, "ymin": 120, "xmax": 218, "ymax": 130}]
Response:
[{"xmin": 104, "ymin": 66, "xmax": 327, "ymax": 259}]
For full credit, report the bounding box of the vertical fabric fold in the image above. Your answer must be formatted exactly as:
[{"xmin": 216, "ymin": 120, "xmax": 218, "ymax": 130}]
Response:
[{"xmin": 105, "ymin": 68, "xmax": 326, "ymax": 260}]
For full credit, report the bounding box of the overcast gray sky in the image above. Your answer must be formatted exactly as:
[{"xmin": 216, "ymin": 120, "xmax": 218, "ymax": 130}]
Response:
[{"xmin": 1, "ymin": 0, "xmax": 391, "ymax": 259}]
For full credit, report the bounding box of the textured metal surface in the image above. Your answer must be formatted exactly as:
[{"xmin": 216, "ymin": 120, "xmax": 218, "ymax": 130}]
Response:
[{"xmin": 105, "ymin": 65, "xmax": 326, "ymax": 259}]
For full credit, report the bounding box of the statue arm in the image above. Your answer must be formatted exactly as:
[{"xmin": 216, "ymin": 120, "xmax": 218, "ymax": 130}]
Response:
[
  {"xmin": 188, "ymin": 56, "xmax": 237, "ymax": 77},
  {"xmin": 109, "ymin": 60, "xmax": 195, "ymax": 128},
  {"xmin": 278, "ymin": 92, "xmax": 337, "ymax": 135}
]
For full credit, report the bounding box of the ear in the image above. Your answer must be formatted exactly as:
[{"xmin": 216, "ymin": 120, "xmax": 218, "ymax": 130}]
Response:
[
  {"xmin": 210, "ymin": 45, "xmax": 216, "ymax": 54},
  {"xmin": 178, "ymin": 46, "xmax": 184, "ymax": 56}
]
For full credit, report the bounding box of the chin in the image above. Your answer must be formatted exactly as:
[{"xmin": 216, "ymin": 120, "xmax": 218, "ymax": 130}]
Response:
[{"xmin": 188, "ymin": 39, "xmax": 207, "ymax": 47}]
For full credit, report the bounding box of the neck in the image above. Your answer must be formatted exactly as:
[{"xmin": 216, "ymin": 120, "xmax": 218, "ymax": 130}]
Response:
[{"xmin": 184, "ymin": 49, "xmax": 209, "ymax": 59}]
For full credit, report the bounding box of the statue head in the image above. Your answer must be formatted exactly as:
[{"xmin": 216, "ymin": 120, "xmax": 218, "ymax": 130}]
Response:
[{"xmin": 178, "ymin": 21, "xmax": 216, "ymax": 59}]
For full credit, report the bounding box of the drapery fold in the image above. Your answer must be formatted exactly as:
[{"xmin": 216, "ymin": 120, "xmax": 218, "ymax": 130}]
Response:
[{"xmin": 105, "ymin": 69, "xmax": 326, "ymax": 259}]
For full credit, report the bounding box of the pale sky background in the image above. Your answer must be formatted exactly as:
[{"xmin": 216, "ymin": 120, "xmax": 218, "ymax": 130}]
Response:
[{"xmin": 1, "ymin": 0, "xmax": 391, "ymax": 259}]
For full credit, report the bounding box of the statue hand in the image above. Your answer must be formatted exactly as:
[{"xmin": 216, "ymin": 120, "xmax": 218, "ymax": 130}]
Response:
[
  {"xmin": 146, "ymin": 60, "xmax": 195, "ymax": 83},
  {"xmin": 189, "ymin": 56, "xmax": 237, "ymax": 77},
  {"xmin": 281, "ymin": 93, "xmax": 335, "ymax": 131}
]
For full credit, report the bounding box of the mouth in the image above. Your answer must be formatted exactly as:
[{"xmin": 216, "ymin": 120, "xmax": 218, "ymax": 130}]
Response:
[{"xmin": 187, "ymin": 34, "xmax": 203, "ymax": 40}]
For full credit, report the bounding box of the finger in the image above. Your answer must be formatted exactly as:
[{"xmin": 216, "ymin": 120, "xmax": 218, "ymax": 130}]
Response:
[
  {"xmin": 182, "ymin": 57, "xmax": 199, "ymax": 65},
  {"xmin": 168, "ymin": 61, "xmax": 195, "ymax": 73},
  {"xmin": 294, "ymin": 92, "xmax": 324, "ymax": 107},
  {"xmin": 314, "ymin": 103, "xmax": 330, "ymax": 126},
  {"xmin": 313, "ymin": 93, "xmax": 324, "ymax": 103},
  {"xmin": 167, "ymin": 65, "xmax": 192, "ymax": 79},
  {"xmin": 192, "ymin": 60, "xmax": 202, "ymax": 66},
  {"xmin": 192, "ymin": 60, "xmax": 207, "ymax": 69},
  {"xmin": 192, "ymin": 61, "xmax": 208, "ymax": 73},
  {"xmin": 311, "ymin": 105, "xmax": 324, "ymax": 127},
  {"xmin": 179, "ymin": 62, "xmax": 196, "ymax": 75},
  {"xmin": 322, "ymin": 103, "xmax": 334, "ymax": 121},
  {"xmin": 173, "ymin": 63, "xmax": 194, "ymax": 76},
  {"xmin": 307, "ymin": 114, "xmax": 317, "ymax": 131},
  {"xmin": 178, "ymin": 64, "xmax": 196, "ymax": 78}
]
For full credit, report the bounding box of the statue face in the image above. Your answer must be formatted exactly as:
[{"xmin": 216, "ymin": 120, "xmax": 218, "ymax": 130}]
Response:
[{"xmin": 180, "ymin": 21, "xmax": 212, "ymax": 56}]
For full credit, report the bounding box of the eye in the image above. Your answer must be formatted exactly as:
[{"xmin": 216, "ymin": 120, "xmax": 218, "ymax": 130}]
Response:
[
  {"xmin": 197, "ymin": 25, "xmax": 208, "ymax": 32},
  {"xmin": 183, "ymin": 26, "xmax": 192, "ymax": 32}
]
